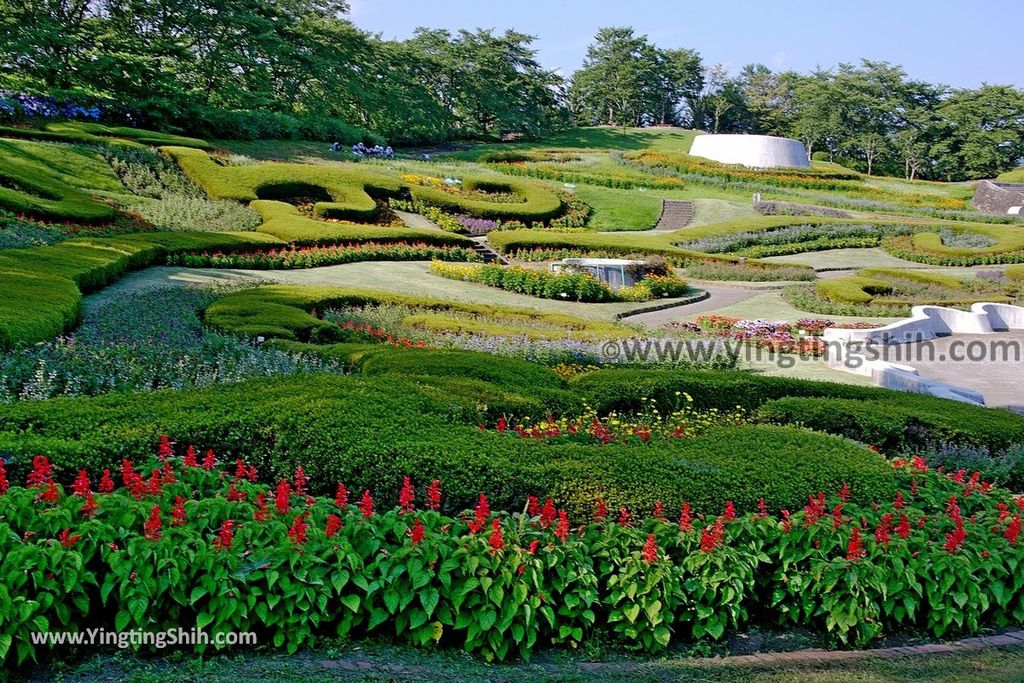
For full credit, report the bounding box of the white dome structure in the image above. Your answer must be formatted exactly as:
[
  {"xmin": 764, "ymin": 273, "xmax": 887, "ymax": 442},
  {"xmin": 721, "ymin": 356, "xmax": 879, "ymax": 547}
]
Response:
[{"xmin": 689, "ymin": 134, "xmax": 810, "ymax": 169}]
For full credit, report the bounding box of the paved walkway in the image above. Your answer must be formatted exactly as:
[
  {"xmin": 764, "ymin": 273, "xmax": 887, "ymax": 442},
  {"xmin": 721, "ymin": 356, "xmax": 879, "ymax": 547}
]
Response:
[
  {"xmin": 891, "ymin": 332, "xmax": 1024, "ymax": 412},
  {"xmin": 621, "ymin": 284, "xmax": 760, "ymax": 326}
]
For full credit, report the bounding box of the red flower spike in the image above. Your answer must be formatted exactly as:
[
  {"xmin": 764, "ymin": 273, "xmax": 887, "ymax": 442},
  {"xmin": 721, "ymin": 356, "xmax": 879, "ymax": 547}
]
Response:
[
  {"xmin": 359, "ymin": 489, "xmax": 375, "ymax": 519},
  {"xmin": 334, "ymin": 483, "xmax": 349, "ymax": 509},
  {"xmin": 846, "ymin": 526, "xmax": 866, "ymax": 561},
  {"xmin": 781, "ymin": 509, "xmax": 792, "ymax": 534},
  {"xmin": 226, "ymin": 483, "xmax": 246, "ymax": 503},
  {"xmin": 275, "ymin": 479, "xmax": 291, "ymax": 515},
  {"xmin": 58, "ymin": 528, "xmax": 81, "ymax": 549},
  {"xmin": 527, "ymin": 495, "xmax": 540, "ymax": 517},
  {"xmin": 234, "ymin": 459, "xmax": 248, "ymax": 480},
  {"xmin": 171, "ymin": 496, "xmax": 187, "ymax": 526},
  {"xmin": 617, "ymin": 507, "xmax": 631, "ymax": 527},
  {"xmin": 679, "ymin": 503, "xmax": 693, "ymax": 532},
  {"xmin": 540, "ymin": 498, "xmax": 556, "ymax": 529},
  {"xmin": 831, "ymin": 503, "xmax": 845, "ymax": 529},
  {"xmin": 943, "ymin": 520, "xmax": 966, "ymax": 554},
  {"xmin": 594, "ymin": 499, "xmax": 608, "ymax": 523},
  {"xmin": 294, "ymin": 466, "xmax": 308, "ymax": 496},
  {"xmin": 398, "ymin": 476, "xmax": 415, "ymax": 513},
  {"xmin": 81, "ymin": 490, "xmax": 98, "ymax": 518},
  {"xmin": 0, "ymin": 460, "xmax": 7, "ymax": 496},
  {"xmin": 98, "ymin": 469, "xmax": 114, "ymax": 493},
  {"xmin": 723, "ymin": 500, "xmax": 736, "ymax": 521},
  {"xmin": 426, "ymin": 480, "xmax": 441, "ymax": 511},
  {"xmin": 161, "ymin": 460, "xmax": 176, "ymax": 484},
  {"xmin": 838, "ymin": 482, "xmax": 851, "ymax": 503},
  {"xmin": 72, "ymin": 470, "xmax": 91, "ymax": 497},
  {"xmin": 700, "ymin": 518, "xmax": 725, "ymax": 553},
  {"xmin": 895, "ymin": 514, "xmax": 911, "ymax": 539},
  {"xmin": 652, "ymin": 500, "xmax": 666, "ymax": 521},
  {"xmin": 756, "ymin": 498, "xmax": 768, "ymax": 519},
  {"xmin": 213, "ymin": 520, "xmax": 236, "ymax": 550},
  {"xmin": 528, "ymin": 540, "xmax": 540, "ymax": 555},
  {"xmin": 488, "ymin": 518, "xmax": 505, "ymax": 555},
  {"xmin": 27, "ymin": 455, "xmax": 53, "ymax": 487},
  {"xmin": 158, "ymin": 435, "xmax": 174, "ymax": 462},
  {"xmin": 144, "ymin": 505, "xmax": 162, "ymax": 541},
  {"xmin": 326, "ymin": 514, "xmax": 343, "ymax": 539},
  {"xmin": 183, "ymin": 445, "xmax": 198, "ymax": 468},
  {"xmin": 253, "ymin": 492, "xmax": 270, "ymax": 522},
  {"xmin": 287, "ymin": 513, "xmax": 308, "ymax": 546},
  {"xmin": 1007, "ymin": 515, "xmax": 1022, "ymax": 546},
  {"xmin": 894, "ymin": 491, "xmax": 904, "ymax": 510},
  {"xmin": 496, "ymin": 416, "xmax": 508, "ymax": 432},
  {"xmin": 202, "ymin": 450, "xmax": 216, "ymax": 471},
  {"xmin": 874, "ymin": 513, "xmax": 892, "ymax": 545},
  {"xmin": 409, "ymin": 517, "xmax": 425, "ymax": 545},
  {"xmin": 37, "ymin": 481, "xmax": 60, "ymax": 504},
  {"xmin": 555, "ymin": 510, "xmax": 570, "ymax": 542},
  {"xmin": 642, "ymin": 534, "xmax": 659, "ymax": 564}
]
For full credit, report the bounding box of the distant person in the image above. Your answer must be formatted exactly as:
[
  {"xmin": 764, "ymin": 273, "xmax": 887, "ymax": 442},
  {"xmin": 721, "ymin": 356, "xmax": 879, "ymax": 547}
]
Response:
[{"xmin": 384, "ymin": 145, "xmax": 394, "ymax": 158}]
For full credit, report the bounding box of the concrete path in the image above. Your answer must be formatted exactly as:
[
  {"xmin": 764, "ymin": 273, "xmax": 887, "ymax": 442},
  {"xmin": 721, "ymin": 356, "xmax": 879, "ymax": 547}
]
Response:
[{"xmin": 621, "ymin": 284, "xmax": 759, "ymax": 326}]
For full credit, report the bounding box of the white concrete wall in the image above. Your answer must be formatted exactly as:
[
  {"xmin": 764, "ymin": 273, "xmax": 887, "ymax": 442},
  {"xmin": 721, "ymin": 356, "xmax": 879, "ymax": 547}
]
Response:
[{"xmin": 689, "ymin": 134, "xmax": 810, "ymax": 169}]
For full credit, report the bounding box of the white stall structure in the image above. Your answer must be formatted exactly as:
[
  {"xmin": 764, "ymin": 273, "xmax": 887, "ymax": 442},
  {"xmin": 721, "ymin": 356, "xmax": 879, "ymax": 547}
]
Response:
[{"xmin": 689, "ymin": 134, "xmax": 811, "ymax": 169}]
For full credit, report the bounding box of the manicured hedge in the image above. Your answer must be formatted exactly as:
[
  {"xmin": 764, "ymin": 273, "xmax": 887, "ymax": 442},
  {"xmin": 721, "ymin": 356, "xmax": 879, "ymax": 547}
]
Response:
[
  {"xmin": 163, "ymin": 147, "xmax": 563, "ymax": 223},
  {"xmin": 0, "ymin": 374, "xmax": 894, "ymax": 515},
  {"xmin": 0, "ymin": 231, "xmax": 284, "ymax": 348},
  {"xmin": 570, "ymin": 368, "xmax": 1024, "ymax": 452},
  {"xmin": 816, "ymin": 275, "xmax": 892, "ymax": 304},
  {"xmin": 203, "ymin": 284, "xmax": 630, "ymax": 343},
  {"xmin": 0, "ymin": 140, "xmax": 118, "ymax": 221},
  {"xmin": 1008, "ymin": 265, "xmax": 1024, "ymax": 282},
  {"xmin": 0, "ymin": 121, "xmax": 211, "ymax": 149}
]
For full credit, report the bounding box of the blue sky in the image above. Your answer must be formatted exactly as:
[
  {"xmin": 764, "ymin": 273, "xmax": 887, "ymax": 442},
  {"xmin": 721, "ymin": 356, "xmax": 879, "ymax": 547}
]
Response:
[{"xmin": 349, "ymin": 0, "xmax": 1021, "ymax": 88}]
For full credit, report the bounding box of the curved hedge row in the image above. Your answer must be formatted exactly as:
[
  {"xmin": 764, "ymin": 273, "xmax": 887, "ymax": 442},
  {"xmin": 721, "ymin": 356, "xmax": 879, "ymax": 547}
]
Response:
[
  {"xmin": 203, "ymin": 284, "xmax": 631, "ymax": 343},
  {"xmin": 163, "ymin": 147, "xmax": 563, "ymax": 222},
  {"xmin": 570, "ymin": 368, "xmax": 1024, "ymax": 452},
  {"xmin": 0, "ymin": 121, "xmax": 211, "ymax": 149},
  {"xmin": 0, "ymin": 373, "xmax": 895, "ymax": 516}
]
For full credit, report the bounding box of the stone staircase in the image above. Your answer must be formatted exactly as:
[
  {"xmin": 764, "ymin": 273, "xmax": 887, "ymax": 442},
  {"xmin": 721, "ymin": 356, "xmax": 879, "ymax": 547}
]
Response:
[
  {"xmin": 654, "ymin": 200, "xmax": 694, "ymax": 230},
  {"xmin": 470, "ymin": 237, "xmax": 509, "ymax": 264}
]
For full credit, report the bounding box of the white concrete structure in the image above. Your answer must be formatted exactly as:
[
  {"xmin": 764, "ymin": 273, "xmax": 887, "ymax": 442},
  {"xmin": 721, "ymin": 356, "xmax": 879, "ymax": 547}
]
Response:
[
  {"xmin": 549, "ymin": 257, "xmax": 646, "ymax": 289},
  {"xmin": 689, "ymin": 134, "xmax": 810, "ymax": 169},
  {"xmin": 822, "ymin": 303, "xmax": 1024, "ymax": 405}
]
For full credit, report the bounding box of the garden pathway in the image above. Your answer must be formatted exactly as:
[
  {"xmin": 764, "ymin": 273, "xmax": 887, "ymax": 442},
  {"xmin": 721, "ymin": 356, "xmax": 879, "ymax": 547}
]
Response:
[
  {"xmin": 652, "ymin": 199, "xmax": 694, "ymax": 231},
  {"xmin": 620, "ymin": 284, "xmax": 759, "ymax": 326}
]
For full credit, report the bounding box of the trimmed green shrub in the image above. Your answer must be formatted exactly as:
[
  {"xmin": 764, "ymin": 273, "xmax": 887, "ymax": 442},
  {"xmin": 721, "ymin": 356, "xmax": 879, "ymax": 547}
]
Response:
[
  {"xmin": 0, "ymin": 121, "xmax": 210, "ymax": 149},
  {"xmin": 0, "ymin": 140, "xmax": 118, "ymax": 221},
  {"xmin": 816, "ymin": 276, "xmax": 893, "ymax": 304},
  {"xmin": 0, "ymin": 374, "xmax": 894, "ymax": 516}
]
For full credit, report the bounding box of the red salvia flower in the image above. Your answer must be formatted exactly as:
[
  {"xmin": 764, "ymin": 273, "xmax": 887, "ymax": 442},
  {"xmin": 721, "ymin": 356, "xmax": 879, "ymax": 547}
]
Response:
[
  {"xmin": 831, "ymin": 503, "xmax": 846, "ymax": 529},
  {"xmin": 253, "ymin": 492, "xmax": 270, "ymax": 521},
  {"xmin": 894, "ymin": 491, "xmax": 905, "ymax": 510},
  {"xmin": 398, "ymin": 476, "xmax": 415, "ymax": 513},
  {"xmin": 594, "ymin": 498, "xmax": 608, "ymax": 522},
  {"xmin": 171, "ymin": 496, "xmax": 187, "ymax": 526},
  {"xmin": 488, "ymin": 518, "xmax": 504, "ymax": 555},
  {"xmin": 781, "ymin": 509, "xmax": 792, "ymax": 533},
  {"xmin": 555, "ymin": 510, "xmax": 570, "ymax": 542},
  {"xmin": 895, "ymin": 514, "xmax": 911, "ymax": 539},
  {"xmin": 58, "ymin": 528, "xmax": 81, "ymax": 548},
  {"xmin": 334, "ymin": 483, "xmax": 349, "ymax": 509},
  {"xmin": 359, "ymin": 489, "xmax": 374, "ymax": 519},
  {"xmin": 202, "ymin": 450, "xmax": 216, "ymax": 471},
  {"xmin": 0, "ymin": 460, "xmax": 8, "ymax": 496},
  {"xmin": 875, "ymin": 513, "xmax": 892, "ymax": 545},
  {"xmin": 81, "ymin": 490, "xmax": 98, "ymax": 518},
  {"xmin": 946, "ymin": 495, "xmax": 962, "ymax": 523},
  {"xmin": 293, "ymin": 466, "xmax": 308, "ymax": 496},
  {"xmin": 226, "ymin": 483, "xmax": 245, "ymax": 503},
  {"xmin": 496, "ymin": 416, "xmax": 508, "ymax": 432},
  {"xmin": 409, "ymin": 517, "xmax": 425, "ymax": 545},
  {"xmin": 275, "ymin": 479, "xmax": 291, "ymax": 515},
  {"xmin": 539, "ymin": 498, "xmax": 556, "ymax": 529},
  {"xmin": 951, "ymin": 469, "xmax": 966, "ymax": 484},
  {"xmin": 617, "ymin": 506, "xmax": 631, "ymax": 527},
  {"xmin": 527, "ymin": 495, "xmax": 540, "ymax": 517},
  {"xmin": 846, "ymin": 526, "xmax": 866, "ymax": 561},
  {"xmin": 679, "ymin": 502, "xmax": 693, "ymax": 531},
  {"xmin": 183, "ymin": 445, "xmax": 198, "ymax": 468},
  {"xmin": 426, "ymin": 480, "xmax": 441, "ymax": 511},
  {"xmin": 213, "ymin": 520, "xmax": 236, "ymax": 550},
  {"xmin": 98, "ymin": 469, "xmax": 114, "ymax": 493},
  {"xmin": 838, "ymin": 482, "xmax": 850, "ymax": 502},
  {"xmin": 161, "ymin": 459, "xmax": 176, "ymax": 484},
  {"xmin": 700, "ymin": 518, "xmax": 725, "ymax": 552},
  {"xmin": 642, "ymin": 534, "xmax": 659, "ymax": 564},
  {"xmin": 723, "ymin": 500, "xmax": 736, "ymax": 521},
  {"xmin": 943, "ymin": 520, "xmax": 967, "ymax": 554},
  {"xmin": 652, "ymin": 500, "xmax": 666, "ymax": 521},
  {"xmin": 528, "ymin": 540, "xmax": 539, "ymax": 555},
  {"xmin": 37, "ymin": 480, "xmax": 60, "ymax": 504},
  {"xmin": 998, "ymin": 502, "xmax": 1010, "ymax": 521},
  {"xmin": 158, "ymin": 435, "xmax": 174, "ymax": 461},
  {"xmin": 72, "ymin": 470, "xmax": 91, "ymax": 497},
  {"xmin": 756, "ymin": 498, "xmax": 768, "ymax": 519},
  {"xmin": 325, "ymin": 514, "xmax": 343, "ymax": 539},
  {"xmin": 234, "ymin": 459, "xmax": 248, "ymax": 480},
  {"xmin": 147, "ymin": 469, "xmax": 162, "ymax": 496},
  {"xmin": 287, "ymin": 513, "xmax": 308, "ymax": 545},
  {"xmin": 144, "ymin": 505, "xmax": 162, "ymax": 541},
  {"xmin": 27, "ymin": 455, "xmax": 53, "ymax": 487},
  {"xmin": 121, "ymin": 460, "xmax": 145, "ymax": 499},
  {"xmin": 1007, "ymin": 515, "xmax": 1022, "ymax": 545},
  {"xmin": 911, "ymin": 456, "xmax": 927, "ymax": 473},
  {"xmin": 468, "ymin": 494, "xmax": 490, "ymax": 533}
]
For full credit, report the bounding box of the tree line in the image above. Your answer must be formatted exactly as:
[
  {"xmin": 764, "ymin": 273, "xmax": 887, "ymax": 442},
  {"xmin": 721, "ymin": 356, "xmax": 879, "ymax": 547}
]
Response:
[{"xmin": 1, "ymin": 3, "xmax": 1022, "ymax": 180}]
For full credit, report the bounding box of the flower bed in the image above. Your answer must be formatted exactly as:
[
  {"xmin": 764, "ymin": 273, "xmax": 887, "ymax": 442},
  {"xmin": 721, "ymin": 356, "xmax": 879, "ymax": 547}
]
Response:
[
  {"xmin": 167, "ymin": 242, "xmax": 479, "ymax": 269},
  {"xmin": 1, "ymin": 448, "xmax": 1022, "ymax": 668},
  {"xmin": 664, "ymin": 316, "xmax": 876, "ymax": 356}
]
